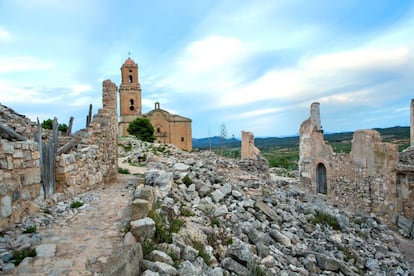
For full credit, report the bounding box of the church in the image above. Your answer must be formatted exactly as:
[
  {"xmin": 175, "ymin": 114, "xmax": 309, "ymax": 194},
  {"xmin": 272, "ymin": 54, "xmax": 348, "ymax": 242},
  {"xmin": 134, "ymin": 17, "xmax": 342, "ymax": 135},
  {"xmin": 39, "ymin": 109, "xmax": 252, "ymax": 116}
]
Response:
[{"xmin": 118, "ymin": 57, "xmax": 192, "ymax": 151}]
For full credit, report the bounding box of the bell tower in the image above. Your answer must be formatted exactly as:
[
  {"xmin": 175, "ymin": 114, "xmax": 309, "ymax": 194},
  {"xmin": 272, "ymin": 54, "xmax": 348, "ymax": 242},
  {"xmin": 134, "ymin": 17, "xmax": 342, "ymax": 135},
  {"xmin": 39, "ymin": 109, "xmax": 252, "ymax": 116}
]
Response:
[{"xmin": 119, "ymin": 57, "xmax": 142, "ymax": 135}]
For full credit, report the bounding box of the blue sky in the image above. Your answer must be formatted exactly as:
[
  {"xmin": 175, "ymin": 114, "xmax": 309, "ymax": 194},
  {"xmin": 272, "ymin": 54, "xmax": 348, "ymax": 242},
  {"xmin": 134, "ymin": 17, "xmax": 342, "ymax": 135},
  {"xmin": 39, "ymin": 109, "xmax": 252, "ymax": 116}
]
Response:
[{"xmin": 0, "ymin": 0, "xmax": 413, "ymax": 138}]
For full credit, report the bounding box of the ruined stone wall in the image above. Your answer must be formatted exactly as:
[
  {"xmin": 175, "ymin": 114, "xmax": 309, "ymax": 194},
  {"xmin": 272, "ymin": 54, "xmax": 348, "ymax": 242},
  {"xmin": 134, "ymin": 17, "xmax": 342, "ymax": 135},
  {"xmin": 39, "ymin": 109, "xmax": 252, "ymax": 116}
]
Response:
[
  {"xmin": 299, "ymin": 103, "xmax": 401, "ymax": 222},
  {"xmin": 55, "ymin": 80, "xmax": 118, "ymax": 196}
]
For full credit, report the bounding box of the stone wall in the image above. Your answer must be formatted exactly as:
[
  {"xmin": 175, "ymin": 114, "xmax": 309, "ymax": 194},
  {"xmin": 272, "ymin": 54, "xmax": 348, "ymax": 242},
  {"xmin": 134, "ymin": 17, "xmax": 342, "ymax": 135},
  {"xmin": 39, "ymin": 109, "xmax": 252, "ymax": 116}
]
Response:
[
  {"xmin": 55, "ymin": 80, "xmax": 118, "ymax": 196},
  {"xmin": 299, "ymin": 102, "xmax": 404, "ymax": 222},
  {"xmin": 0, "ymin": 104, "xmax": 41, "ymax": 229}
]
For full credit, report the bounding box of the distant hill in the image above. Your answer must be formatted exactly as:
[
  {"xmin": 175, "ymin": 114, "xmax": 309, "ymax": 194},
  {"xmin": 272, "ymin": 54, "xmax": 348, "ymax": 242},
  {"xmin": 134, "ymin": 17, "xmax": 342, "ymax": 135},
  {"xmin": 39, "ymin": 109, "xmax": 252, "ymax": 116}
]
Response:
[{"xmin": 193, "ymin": 126, "xmax": 410, "ymax": 150}]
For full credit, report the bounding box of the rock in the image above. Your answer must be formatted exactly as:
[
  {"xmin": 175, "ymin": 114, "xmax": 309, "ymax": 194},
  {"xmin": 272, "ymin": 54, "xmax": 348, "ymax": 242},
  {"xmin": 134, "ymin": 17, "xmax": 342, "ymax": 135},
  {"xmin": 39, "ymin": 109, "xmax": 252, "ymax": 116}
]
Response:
[
  {"xmin": 365, "ymin": 258, "xmax": 380, "ymax": 271},
  {"xmin": 36, "ymin": 244, "xmax": 56, "ymax": 257},
  {"xmin": 270, "ymin": 230, "xmax": 291, "ymax": 247},
  {"xmin": 226, "ymin": 239, "xmax": 253, "ymax": 265},
  {"xmin": 148, "ymin": 250, "xmax": 174, "ymax": 265},
  {"xmin": 141, "ymin": 270, "xmax": 160, "ymax": 276},
  {"xmin": 210, "ymin": 190, "xmax": 225, "ymax": 203},
  {"xmin": 153, "ymin": 261, "xmax": 178, "ymax": 275},
  {"xmin": 222, "ymin": 257, "xmax": 250, "ymax": 276},
  {"xmin": 1, "ymin": 196, "xmax": 12, "ymax": 218},
  {"xmin": 198, "ymin": 184, "xmax": 212, "ymax": 198},
  {"xmin": 220, "ymin": 183, "xmax": 232, "ymax": 196},
  {"xmin": 206, "ymin": 267, "xmax": 224, "ymax": 276},
  {"xmin": 183, "ymin": 245, "xmax": 198, "ymax": 261},
  {"xmin": 213, "ymin": 205, "xmax": 228, "ymax": 218},
  {"xmin": 232, "ymin": 190, "xmax": 243, "ymax": 200},
  {"xmin": 173, "ymin": 163, "xmax": 190, "ymax": 172},
  {"xmin": 314, "ymin": 252, "xmax": 340, "ymax": 272},
  {"xmin": 178, "ymin": 260, "xmax": 202, "ymax": 275},
  {"xmin": 130, "ymin": 217, "xmax": 156, "ymax": 241},
  {"xmin": 2, "ymin": 262, "xmax": 15, "ymax": 272},
  {"xmin": 123, "ymin": 231, "xmax": 136, "ymax": 245},
  {"xmin": 255, "ymin": 201, "xmax": 281, "ymax": 223},
  {"xmin": 139, "ymin": 186, "xmax": 155, "ymax": 209},
  {"xmin": 131, "ymin": 199, "xmax": 150, "ymax": 220}
]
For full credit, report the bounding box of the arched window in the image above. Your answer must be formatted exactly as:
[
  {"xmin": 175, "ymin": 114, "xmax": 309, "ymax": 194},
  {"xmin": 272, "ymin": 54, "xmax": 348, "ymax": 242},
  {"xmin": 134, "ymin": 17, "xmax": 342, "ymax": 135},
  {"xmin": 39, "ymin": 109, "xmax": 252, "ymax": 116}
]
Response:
[{"xmin": 128, "ymin": 75, "xmax": 133, "ymax": 83}]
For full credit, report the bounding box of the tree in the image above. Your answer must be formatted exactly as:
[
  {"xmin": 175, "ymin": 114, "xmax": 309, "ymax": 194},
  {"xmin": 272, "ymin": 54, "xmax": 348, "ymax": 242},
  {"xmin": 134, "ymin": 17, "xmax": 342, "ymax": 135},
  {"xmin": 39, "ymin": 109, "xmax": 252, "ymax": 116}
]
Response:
[
  {"xmin": 127, "ymin": 117, "xmax": 155, "ymax": 142},
  {"xmin": 41, "ymin": 119, "xmax": 68, "ymax": 133}
]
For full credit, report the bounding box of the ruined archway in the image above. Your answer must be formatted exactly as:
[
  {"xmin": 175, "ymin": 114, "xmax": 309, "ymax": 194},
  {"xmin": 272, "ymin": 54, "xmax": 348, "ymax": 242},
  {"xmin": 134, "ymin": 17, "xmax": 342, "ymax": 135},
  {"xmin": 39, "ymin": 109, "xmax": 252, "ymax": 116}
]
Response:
[{"xmin": 316, "ymin": 163, "xmax": 327, "ymax": 194}]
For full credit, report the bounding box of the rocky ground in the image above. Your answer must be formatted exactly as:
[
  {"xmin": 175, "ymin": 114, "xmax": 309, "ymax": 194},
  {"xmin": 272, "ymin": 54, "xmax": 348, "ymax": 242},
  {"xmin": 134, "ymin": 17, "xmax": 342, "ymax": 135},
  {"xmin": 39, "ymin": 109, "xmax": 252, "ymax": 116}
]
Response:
[
  {"xmin": 0, "ymin": 136, "xmax": 412, "ymax": 275},
  {"xmin": 122, "ymin": 137, "xmax": 413, "ymax": 275}
]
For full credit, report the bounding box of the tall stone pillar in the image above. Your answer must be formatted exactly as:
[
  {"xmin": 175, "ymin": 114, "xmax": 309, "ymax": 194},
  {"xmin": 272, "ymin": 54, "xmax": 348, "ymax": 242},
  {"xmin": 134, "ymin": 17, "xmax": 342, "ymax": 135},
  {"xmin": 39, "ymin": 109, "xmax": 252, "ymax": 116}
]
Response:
[
  {"xmin": 411, "ymin": 99, "xmax": 414, "ymax": 147},
  {"xmin": 310, "ymin": 102, "xmax": 322, "ymax": 131},
  {"xmin": 241, "ymin": 130, "xmax": 260, "ymax": 160}
]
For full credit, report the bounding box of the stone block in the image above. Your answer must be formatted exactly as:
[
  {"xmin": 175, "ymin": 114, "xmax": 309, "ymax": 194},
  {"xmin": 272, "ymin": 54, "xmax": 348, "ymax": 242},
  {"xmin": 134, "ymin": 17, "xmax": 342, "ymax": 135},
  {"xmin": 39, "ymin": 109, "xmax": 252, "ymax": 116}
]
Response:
[
  {"xmin": 130, "ymin": 217, "xmax": 156, "ymax": 242},
  {"xmin": 36, "ymin": 243, "xmax": 56, "ymax": 257},
  {"xmin": 1, "ymin": 196, "xmax": 12, "ymax": 218},
  {"xmin": 13, "ymin": 149, "xmax": 23, "ymax": 158},
  {"xmin": 131, "ymin": 199, "xmax": 150, "ymax": 220}
]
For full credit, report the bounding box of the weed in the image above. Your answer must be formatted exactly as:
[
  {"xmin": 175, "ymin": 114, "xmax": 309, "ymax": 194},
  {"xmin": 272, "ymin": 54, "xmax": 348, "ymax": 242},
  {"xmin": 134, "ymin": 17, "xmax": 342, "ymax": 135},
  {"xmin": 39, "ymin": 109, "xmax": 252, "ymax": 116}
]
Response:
[
  {"xmin": 180, "ymin": 207, "xmax": 194, "ymax": 217},
  {"xmin": 340, "ymin": 247, "xmax": 356, "ymax": 262},
  {"xmin": 182, "ymin": 174, "xmax": 192, "ymax": 187},
  {"xmin": 225, "ymin": 237, "xmax": 233, "ymax": 245},
  {"xmin": 211, "ymin": 217, "xmax": 220, "ymax": 227},
  {"xmin": 353, "ymin": 217, "xmax": 363, "ymax": 225},
  {"xmin": 118, "ymin": 167, "xmax": 130, "ymax": 174},
  {"xmin": 12, "ymin": 248, "xmax": 36, "ymax": 265},
  {"xmin": 192, "ymin": 239, "xmax": 211, "ymax": 266},
  {"xmin": 250, "ymin": 263, "xmax": 266, "ymax": 276},
  {"xmin": 22, "ymin": 225, "xmax": 37, "ymax": 234},
  {"xmin": 170, "ymin": 218, "xmax": 184, "ymax": 233},
  {"xmin": 70, "ymin": 201, "xmax": 83, "ymax": 209},
  {"xmin": 142, "ymin": 240, "xmax": 156, "ymax": 256},
  {"xmin": 309, "ymin": 210, "xmax": 341, "ymax": 230}
]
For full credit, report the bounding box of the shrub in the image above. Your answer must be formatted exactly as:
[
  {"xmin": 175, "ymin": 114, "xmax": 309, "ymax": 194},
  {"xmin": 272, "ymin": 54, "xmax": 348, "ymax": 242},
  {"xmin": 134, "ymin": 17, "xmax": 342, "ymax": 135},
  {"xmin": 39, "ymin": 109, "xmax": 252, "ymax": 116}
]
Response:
[
  {"xmin": 250, "ymin": 264, "xmax": 266, "ymax": 276},
  {"xmin": 43, "ymin": 208, "xmax": 51, "ymax": 215},
  {"xmin": 142, "ymin": 240, "xmax": 156, "ymax": 256},
  {"xmin": 127, "ymin": 117, "xmax": 155, "ymax": 142},
  {"xmin": 70, "ymin": 201, "xmax": 83, "ymax": 209},
  {"xmin": 22, "ymin": 225, "xmax": 37, "ymax": 234},
  {"xmin": 12, "ymin": 248, "xmax": 36, "ymax": 265},
  {"xmin": 309, "ymin": 210, "xmax": 341, "ymax": 230},
  {"xmin": 182, "ymin": 174, "xmax": 192, "ymax": 186},
  {"xmin": 118, "ymin": 167, "xmax": 130, "ymax": 174},
  {"xmin": 41, "ymin": 118, "xmax": 68, "ymax": 132}
]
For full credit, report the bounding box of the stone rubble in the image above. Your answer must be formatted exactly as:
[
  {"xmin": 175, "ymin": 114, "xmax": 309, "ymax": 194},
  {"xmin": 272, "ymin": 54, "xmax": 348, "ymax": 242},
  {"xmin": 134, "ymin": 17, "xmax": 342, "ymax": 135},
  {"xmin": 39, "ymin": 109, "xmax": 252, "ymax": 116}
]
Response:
[{"xmin": 124, "ymin": 137, "xmax": 413, "ymax": 275}]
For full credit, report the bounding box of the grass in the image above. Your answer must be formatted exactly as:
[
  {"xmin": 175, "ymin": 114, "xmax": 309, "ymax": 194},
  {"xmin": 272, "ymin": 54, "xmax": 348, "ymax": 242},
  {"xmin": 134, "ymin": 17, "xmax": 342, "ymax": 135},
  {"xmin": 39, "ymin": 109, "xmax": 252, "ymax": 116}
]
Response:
[
  {"xmin": 250, "ymin": 264, "xmax": 266, "ymax": 276},
  {"xmin": 22, "ymin": 225, "xmax": 37, "ymax": 234},
  {"xmin": 180, "ymin": 207, "xmax": 194, "ymax": 217},
  {"xmin": 309, "ymin": 210, "xmax": 341, "ymax": 230},
  {"xmin": 70, "ymin": 201, "xmax": 84, "ymax": 209},
  {"xmin": 211, "ymin": 217, "xmax": 220, "ymax": 227},
  {"xmin": 12, "ymin": 248, "xmax": 36, "ymax": 265},
  {"xmin": 142, "ymin": 240, "xmax": 156, "ymax": 256},
  {"xmin": 43, "ymin": 208, "xmax": 51, "ymax": 215},
  {"xmin": 118, "ymin": 167, "xmax": 130, "ymax": 174},
  {"xmin": 192, "ymin": 238, "xmax": 211, "ymax": 266}
]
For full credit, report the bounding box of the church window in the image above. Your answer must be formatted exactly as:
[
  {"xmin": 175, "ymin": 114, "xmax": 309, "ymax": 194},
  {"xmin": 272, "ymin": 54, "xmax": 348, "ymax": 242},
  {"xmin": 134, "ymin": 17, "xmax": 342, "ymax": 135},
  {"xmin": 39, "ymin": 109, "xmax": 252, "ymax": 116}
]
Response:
[
  {"xmin": 128, "ymin": 75, "xmax": 133, "ymax": 83},
  {"xmin": 130, "ymin": 99, "xmax": 134, "ymax": 105},
  {"xmin": 181, "ymin": 137, "xmax": 184, "ymax": 142},
  {"xmin": 157, "ymin": 127, "xmax": 160, "ymax": 133}
]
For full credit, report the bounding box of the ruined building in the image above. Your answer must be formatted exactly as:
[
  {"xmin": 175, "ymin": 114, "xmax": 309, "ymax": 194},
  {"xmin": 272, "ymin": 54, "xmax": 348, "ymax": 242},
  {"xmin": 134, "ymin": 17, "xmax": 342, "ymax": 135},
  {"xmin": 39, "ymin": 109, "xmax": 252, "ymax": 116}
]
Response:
[
  {"xmin": 299, "ymin": 101, "xmax": 414, "ymax": 228},
  {"xmin": 118, "ymin": 58, "xmax": 192, "ymax": 151}
]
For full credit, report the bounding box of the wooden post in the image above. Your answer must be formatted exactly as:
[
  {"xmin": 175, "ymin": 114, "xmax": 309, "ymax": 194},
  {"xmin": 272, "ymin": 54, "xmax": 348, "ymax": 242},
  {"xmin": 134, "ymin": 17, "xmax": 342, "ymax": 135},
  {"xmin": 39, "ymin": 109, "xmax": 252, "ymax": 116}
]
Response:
[{"xmin": 67, "ymin": 116, "xmax": 74, "ymax": 135}]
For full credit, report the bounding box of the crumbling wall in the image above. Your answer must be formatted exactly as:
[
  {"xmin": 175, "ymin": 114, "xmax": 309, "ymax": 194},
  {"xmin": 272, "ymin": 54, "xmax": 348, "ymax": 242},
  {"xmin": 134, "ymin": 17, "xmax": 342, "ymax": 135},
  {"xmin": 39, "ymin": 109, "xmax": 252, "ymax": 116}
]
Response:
[
  {"xmin": 0, "ymin": 105, "xmax": 41, "ymax": 229},
  {"xmin": 299, "ymin": 102, "xmax": 400, "ymax": 221},
  {"xmin": 55, "ymin": 80, "xmax": 118, "ymax": 196},
  {"xmin": 241, "ymin": 130, "xmax": 260, "ymax": 160}
]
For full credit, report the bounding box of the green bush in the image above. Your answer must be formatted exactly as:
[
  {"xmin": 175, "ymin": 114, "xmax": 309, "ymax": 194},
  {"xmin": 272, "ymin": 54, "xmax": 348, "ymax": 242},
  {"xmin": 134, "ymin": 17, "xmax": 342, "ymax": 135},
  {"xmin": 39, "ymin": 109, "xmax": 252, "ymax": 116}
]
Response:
[
  {"xmin": 118, "ymin": 167, "xmax": 130, "ymax": 174},
  {"xmin": 211, "ymin": 217, "xmax": 220, "ymax": 227},
  {"xmin": 192, "ymin": 239, "xmax": 211, "ymax": 266},
  {"xmin": 70, "ymin": 201, "xmax": 84, "ymax": 209},
  {"xmin": 127, "ymin": 117, "xmax": 155, "ymax": 142},
  {"xmin": 22, "ymin": 225, "xmax": 37, "ymax": 234},
  {"xmin": 180, "ymin": 207, "xmax": 194, "ymax": 217},
  {"xmin": 309, "ymin": 211, "xmax": 341, "ymax": 230},
  {"xmin": 182, "ymin": 174, "xmax": 192, "ymax": 186},
  {"xmin": 12, "ymin": 248, "xmax": 36, "ymax": 265},
  {"xmin": 41, "ymin": 118, "xmax": 68, "ymax": 132}
]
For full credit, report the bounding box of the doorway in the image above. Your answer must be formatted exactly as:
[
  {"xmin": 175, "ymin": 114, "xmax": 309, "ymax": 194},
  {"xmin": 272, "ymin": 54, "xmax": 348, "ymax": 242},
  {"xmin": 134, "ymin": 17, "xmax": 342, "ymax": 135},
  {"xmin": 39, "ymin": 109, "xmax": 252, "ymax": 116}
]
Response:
[{"xmin": 316, "ymin": 163, "xmax": 327, "ymax": 194}]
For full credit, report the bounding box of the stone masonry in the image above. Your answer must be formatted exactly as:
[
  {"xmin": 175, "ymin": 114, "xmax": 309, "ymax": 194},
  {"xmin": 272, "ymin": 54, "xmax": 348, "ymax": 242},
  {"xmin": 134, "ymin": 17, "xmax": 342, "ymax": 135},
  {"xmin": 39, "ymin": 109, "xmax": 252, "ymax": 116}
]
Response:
[
  {"xmin": 299, "ymin": 101, "xmax": 413, "ymax": 223},
  {"xmin": 241, "ymin": 130, "xmax": 260, "ymax": 160}
]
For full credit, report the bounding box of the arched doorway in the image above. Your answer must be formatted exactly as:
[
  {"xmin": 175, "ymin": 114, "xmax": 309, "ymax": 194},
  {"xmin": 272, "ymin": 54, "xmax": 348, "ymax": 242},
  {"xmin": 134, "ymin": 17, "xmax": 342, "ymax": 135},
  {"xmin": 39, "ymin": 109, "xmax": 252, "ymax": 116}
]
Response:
[{"xmin": 316, "ymin": 163, "xmax": 327, "ymax": 194}]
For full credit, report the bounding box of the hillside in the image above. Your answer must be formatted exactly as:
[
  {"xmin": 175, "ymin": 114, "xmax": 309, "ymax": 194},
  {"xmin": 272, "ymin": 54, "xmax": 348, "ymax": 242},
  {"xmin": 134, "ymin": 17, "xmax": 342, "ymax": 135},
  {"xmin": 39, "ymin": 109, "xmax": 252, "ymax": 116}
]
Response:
[{"xmin": 193, "ymin": 126, "xmax": 410, "ymax": 150}]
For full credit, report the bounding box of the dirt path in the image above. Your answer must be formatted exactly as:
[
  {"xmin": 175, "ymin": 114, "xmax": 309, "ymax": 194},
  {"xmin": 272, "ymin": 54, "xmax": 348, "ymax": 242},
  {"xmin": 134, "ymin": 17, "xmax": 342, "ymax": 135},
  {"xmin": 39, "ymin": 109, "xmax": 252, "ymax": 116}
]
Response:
[
  {"xmin": 11, "ymin": 174, "xmax": 138, "ymax": 275},
  {"xmin": 394, "ymin": 234, "xmax": 414, "ymax": 273}
]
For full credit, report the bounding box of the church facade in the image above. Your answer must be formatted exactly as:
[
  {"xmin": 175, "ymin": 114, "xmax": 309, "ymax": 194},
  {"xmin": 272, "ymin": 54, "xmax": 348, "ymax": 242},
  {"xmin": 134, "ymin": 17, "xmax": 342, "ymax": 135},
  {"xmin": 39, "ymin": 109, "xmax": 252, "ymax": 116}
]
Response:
[{"xmin": 118, "ymin": 57, "xmax": 192, "ymax": 151}]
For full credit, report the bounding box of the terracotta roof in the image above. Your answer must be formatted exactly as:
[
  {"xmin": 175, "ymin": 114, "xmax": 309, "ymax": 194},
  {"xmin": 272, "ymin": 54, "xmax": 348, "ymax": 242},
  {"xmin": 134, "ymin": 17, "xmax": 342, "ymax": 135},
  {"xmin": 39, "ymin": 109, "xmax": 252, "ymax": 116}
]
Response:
[{"xmin": 123, "ymin": 57, "xmax": 136, "ymax": 66}]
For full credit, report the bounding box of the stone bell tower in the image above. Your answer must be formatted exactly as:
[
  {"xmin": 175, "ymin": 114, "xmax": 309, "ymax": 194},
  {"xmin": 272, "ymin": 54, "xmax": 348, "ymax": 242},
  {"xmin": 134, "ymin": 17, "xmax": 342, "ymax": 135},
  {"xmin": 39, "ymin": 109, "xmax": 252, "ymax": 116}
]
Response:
[{"xmin": 119, "ymin": 57, "xmax": 142, "ymax": 136}]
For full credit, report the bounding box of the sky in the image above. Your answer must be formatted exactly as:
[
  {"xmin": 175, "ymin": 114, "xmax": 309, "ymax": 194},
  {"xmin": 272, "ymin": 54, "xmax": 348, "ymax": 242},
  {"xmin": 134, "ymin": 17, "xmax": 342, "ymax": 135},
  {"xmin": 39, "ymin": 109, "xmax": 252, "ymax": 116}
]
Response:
[{"xmin": 0, "ymin": 0, "xmax": 413, "ymax": 139}]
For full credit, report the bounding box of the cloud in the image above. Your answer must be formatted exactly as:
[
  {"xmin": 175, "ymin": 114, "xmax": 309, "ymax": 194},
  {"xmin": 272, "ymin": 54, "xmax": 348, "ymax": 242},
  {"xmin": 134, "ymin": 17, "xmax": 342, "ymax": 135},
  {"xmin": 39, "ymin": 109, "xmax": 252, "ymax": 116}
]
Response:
[
  {"xmin": 0, "ymin": 56, "xmax": 54, "ymax": 73},
  {"xmin": 0, "ymin": 26, "xmax": 11, "ymax": 42}
]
